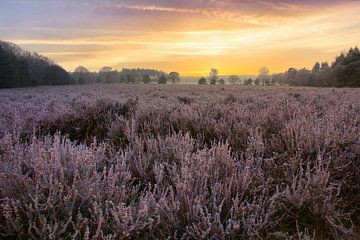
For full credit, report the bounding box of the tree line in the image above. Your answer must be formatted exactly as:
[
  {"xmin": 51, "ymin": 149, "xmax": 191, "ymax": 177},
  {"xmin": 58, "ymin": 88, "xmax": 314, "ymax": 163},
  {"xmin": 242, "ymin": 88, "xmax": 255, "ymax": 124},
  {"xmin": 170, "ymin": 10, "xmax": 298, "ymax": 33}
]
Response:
[
  {"xmin": 276, "ymin": 47, "xmax": 360, "ymax": 87},
  {"xmin": 0, "ymin": 41, "xmax": 179, "ymax": 88},
  {"xmin": 0, "ymin": 41, "xmax": 73, "ymax": 88},
  {"xmin": 72, "ymin": 66, "xmax": 179, "ymax": 85},
  {"xmin": 202, "ymin": 47, "xmax": 359, "ymax": 87},
  {"xmin": 1, "ymin": 40, "xmax": 360, "ymax": 88}
]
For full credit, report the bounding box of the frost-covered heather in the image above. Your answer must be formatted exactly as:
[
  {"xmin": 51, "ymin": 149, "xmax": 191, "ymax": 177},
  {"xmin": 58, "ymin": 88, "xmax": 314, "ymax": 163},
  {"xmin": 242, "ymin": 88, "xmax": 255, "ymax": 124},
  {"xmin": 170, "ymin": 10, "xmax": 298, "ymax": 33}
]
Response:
[{"xmin": 0, "ymin": 84, "xmax": 359, "ymax": 239}]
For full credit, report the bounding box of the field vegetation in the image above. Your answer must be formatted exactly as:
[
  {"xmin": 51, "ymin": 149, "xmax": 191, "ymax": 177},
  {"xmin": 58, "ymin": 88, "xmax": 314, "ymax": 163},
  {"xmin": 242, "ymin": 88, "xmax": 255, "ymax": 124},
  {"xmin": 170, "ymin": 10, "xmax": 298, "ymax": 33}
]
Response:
[{"xmin": 0, "ymin": 84, "xmax": 359, "ymax": 239}]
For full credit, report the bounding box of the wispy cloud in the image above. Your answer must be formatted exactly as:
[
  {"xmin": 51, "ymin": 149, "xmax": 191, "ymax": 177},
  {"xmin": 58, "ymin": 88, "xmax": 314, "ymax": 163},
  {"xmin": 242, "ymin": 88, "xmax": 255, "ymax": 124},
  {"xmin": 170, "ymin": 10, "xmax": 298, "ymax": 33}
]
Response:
[
  {"xmin": 99, "ymin": 2, "xmax": 200, "ymax": 14},
  {"xmin": 1, "ymin": 0, "xmax": 359, "ymax": 74},
  {"xmin": 95, "ymin": 1, "xmax": 304, "ymax": 27}
]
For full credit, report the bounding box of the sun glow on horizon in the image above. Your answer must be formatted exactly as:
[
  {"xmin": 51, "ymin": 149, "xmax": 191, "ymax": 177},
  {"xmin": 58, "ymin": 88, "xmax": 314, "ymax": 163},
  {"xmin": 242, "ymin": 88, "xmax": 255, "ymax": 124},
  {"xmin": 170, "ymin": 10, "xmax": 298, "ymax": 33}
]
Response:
[{"xmin": 2, "ymin": 0, "xmax": 360, "ymax": 75}]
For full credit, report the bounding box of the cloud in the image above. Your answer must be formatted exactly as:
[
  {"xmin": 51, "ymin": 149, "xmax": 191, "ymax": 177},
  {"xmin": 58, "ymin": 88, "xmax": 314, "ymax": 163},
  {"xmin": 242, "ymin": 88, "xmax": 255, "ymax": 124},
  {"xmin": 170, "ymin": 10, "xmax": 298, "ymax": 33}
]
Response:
[
  {"xmin": 98, "ymin": 2, "xmax": 199, "ymax": 14},
  {"xmin": 1, "ymin": 0, "xmax": 360, "ymax": 74},
  {"xmin": 94, "ymin": 0, "xmax": 308, "ymax": 27},
  {"xmin": 97, "ymin": 0, "xmax": 344, "ymax": 16}
]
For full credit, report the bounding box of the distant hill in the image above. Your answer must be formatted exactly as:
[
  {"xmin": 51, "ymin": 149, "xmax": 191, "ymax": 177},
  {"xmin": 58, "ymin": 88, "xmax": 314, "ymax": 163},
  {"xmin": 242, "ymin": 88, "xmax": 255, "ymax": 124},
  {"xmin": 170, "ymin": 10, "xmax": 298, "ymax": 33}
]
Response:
[{"xmin": 0, "ymin": 40, "xmax": 73, "ymax": 88}]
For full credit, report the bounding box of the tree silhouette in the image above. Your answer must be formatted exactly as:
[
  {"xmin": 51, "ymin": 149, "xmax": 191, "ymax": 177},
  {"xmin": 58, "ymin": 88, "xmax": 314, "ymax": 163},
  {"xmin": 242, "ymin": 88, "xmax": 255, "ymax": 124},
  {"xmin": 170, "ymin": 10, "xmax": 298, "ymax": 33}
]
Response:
[
  {"xmin": 258, "ymin": 67, "xmax": 270, "ymax": 85},
  {"xmin": 168, "ymin": 72, "xmax": 180, "ymax": 84},
  {"xmin": 158, "ymin": 75, "xmax": 168, "ymax": 84},
  {"xmin": 209, "ymin": 68, "xmax": 218, "ymax": 85},
  {"xmin": 198, "ymin": 77, "xmax": 207, "ymax": 85},
  {"xmin": 0, "ymin": 45, "xmax": 17, "ymax": 88},
  {"xmin": 244, "ymin": 78, "xmax": 253, "ymax": 85},
  {"xmin": 73, "ymin": 66, "xmax": 91, "ymax": 84},
  {"xmin": 0, "ymin": 41, "xmax": 71, "ymax": 88},
  {"xmin": 43, "ymin": 65, "xmax": 72, "ymax": 85}
]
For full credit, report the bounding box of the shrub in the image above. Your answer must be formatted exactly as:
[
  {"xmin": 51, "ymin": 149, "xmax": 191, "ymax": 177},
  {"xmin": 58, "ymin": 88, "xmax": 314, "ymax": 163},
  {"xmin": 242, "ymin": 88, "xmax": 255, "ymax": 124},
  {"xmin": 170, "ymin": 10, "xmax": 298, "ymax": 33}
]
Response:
[
  {"xmin": 0, "ymin": 84, "xmax": 359, "ymax": 239},
  {"xmin": 38, "ymin": 98, "xmax": 138, "ymax": 146}
]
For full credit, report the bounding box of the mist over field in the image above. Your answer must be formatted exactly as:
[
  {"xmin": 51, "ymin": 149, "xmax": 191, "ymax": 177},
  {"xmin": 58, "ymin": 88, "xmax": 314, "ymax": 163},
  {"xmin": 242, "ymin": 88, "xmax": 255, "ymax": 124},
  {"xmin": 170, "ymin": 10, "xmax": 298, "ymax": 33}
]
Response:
[{"xmin": 1, "ymin": 0, "xmax": 360, "ymax": 239}]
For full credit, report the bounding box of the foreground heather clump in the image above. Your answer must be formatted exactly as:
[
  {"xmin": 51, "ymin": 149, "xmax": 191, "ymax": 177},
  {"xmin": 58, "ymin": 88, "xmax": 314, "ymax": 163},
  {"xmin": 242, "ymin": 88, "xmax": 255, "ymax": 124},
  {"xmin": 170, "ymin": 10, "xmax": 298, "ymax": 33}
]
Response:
[{"xmin": 0, "ymin": 84, "xmax": 359, "ymax": 239}]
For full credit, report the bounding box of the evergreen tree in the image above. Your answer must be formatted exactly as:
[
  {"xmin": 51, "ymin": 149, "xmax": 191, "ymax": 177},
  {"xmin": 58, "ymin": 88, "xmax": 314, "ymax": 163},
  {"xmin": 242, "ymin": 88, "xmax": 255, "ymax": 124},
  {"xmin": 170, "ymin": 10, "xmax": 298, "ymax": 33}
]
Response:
[
  {"xmin": 0, "ymin": 41, "xmax": 73, "ymax": 88},
  {"xmin": 0, "ymin": 45, "xmax": 17, "ymax": 88},
  {"xmin": 43, "ymin": 65, "xmax": 73, "ymax": 85},
  {"xmin": 198, "ymin": 77, "xmax": 207, "ymax": 85}
]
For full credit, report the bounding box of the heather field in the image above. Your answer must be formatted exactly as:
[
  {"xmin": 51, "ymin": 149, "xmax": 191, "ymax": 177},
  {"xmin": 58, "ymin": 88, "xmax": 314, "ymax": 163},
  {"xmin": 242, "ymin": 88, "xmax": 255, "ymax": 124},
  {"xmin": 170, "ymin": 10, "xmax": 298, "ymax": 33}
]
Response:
[{"xmin": 0, "ymin": 84, "xmax": 359, "ymax": 239}]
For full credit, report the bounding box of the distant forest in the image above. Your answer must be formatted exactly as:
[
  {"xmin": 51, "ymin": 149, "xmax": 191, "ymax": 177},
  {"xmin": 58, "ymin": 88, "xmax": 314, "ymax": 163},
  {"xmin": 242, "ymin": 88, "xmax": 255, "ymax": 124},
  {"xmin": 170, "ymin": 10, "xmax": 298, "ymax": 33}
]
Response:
[
  {"xmin": 0, "ymin": 41, "xmax": 167, "ymax": 88},
  {"xmin": 269, "ymin": 47, "xmax": 360, "ymax": 87},
  {"xmin": 1, "ymin": 40, "xmax": 360, "ymax": 88},
  {"xmin": 72, "ymin": 66, "xmax": 168, "ymax": 85},
  {"xmin": 0, "ymin": 41, "xmax": 73, "ymax": 88},
  {"xmin": 204, "ymin": 47, "xmax": 360, "ymax": 88}
]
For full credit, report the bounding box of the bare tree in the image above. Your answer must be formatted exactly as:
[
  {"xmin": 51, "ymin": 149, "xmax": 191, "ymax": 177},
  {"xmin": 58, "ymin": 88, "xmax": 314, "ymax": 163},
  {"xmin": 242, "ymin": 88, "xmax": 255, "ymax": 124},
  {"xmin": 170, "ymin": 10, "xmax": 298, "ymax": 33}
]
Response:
[
  {"xmin": 74, "ymin": 66, "xmax": 91, "ymax": 84},
  {"xmin": 209, "ymin": 68, "xmax": 219, "ymax": 85},
  {"xmin": 99, "ymin": 67, "xmax": 112, "ymax": 83},
  {"xmin": 258, "ymin": 67, "xmax": 270, "ymax": 85}
]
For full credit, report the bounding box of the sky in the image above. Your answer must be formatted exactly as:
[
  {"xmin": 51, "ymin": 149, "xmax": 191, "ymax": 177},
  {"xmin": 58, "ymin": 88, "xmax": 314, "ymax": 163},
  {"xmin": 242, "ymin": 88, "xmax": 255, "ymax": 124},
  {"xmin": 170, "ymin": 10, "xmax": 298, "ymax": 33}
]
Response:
[{"xmin": 1, "ymin": 0, "xmax": 360, "ymax": 76}]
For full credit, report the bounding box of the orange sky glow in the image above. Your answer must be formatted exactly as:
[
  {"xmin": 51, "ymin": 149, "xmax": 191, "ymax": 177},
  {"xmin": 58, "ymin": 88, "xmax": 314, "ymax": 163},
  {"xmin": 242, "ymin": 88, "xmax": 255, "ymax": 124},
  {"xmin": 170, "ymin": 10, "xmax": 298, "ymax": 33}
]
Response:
[{"xmin": 1, "ymin": 0, "xmax": 360, "ymax": 76}]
